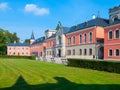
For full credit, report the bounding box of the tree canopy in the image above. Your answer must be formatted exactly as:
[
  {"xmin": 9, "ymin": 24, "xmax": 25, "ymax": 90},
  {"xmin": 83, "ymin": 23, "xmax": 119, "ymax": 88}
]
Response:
[{"xmin": 0, "ymin": 28, "xmax": 20, "ymax": 55}]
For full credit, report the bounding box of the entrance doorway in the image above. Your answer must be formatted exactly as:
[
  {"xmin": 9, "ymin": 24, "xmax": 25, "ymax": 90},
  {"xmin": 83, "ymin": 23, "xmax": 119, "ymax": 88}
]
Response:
[
  {"xmin": 98, "ymin": 46, "xmax": 104, "ymax": 59},
  {"xmin": 58, "ymin": 49, "xmax": 61, "ymax": 57}
]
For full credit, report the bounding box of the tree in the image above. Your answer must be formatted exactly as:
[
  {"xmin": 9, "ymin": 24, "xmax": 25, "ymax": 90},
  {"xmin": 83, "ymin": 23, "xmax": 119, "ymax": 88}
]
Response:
[
  {"xmin": 0, "ymin": 28, "xmax": 20, "ymax": 55},
  {"xmin": 24, "ymin": 39, "xmax": 30, "ymax": 43}
]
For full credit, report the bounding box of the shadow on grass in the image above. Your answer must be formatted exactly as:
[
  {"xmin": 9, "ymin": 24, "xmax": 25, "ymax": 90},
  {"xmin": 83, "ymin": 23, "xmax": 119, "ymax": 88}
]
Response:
[{"xmin": 0, "ymin": 76, "xmax": 120, "ymax": 90}]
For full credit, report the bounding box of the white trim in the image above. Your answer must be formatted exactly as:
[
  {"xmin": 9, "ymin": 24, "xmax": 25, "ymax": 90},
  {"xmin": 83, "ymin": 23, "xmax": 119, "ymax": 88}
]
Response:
[{"xmin": 104, "ymin": 43, "xmax": 120, "ymax": 46}]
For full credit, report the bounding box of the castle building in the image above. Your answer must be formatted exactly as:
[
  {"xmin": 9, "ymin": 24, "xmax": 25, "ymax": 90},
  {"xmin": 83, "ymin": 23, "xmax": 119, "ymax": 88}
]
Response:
[{"xmin": 7, "ymin": 5, "xmax": 120, "ymax": 61}]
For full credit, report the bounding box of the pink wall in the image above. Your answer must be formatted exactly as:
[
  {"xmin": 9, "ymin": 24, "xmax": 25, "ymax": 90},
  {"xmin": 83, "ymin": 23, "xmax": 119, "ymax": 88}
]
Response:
[{"xmin": 7, "ymin": 46, "xmax": 30, "ymax": 56}]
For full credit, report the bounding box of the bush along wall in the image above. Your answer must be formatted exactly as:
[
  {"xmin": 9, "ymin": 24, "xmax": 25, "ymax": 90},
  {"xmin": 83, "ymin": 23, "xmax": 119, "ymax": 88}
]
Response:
[
  {"xmin": 67, "ymin": 58, "xmax": 120, "ymax": 74},
  {"xmin": 0, "ymin": 56, "xmax": 36, "ymax": 60}
]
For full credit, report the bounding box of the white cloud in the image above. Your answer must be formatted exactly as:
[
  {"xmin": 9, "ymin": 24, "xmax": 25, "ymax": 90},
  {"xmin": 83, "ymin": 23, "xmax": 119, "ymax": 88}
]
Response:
[
  {"xmin": 0, "ymin": 2, "xmax": 9, "ymax": 10},
  {"xmin": 24, "ymin": 4, "xmax": 49, "ymax": 15}
]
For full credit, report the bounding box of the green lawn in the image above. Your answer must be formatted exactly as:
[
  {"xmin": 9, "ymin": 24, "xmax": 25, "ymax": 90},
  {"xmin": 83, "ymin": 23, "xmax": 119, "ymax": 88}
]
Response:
[{"xmin": 0, "ymin": 59, "xmax": 120, "ymax": 90}]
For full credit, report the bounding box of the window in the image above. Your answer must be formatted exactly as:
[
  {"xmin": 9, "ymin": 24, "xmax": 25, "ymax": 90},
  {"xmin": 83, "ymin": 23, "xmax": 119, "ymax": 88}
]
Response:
[
  {"xmin": 50, "ymin": 51, "xmax": 51, "ymax": 55},
  {"xmin": 80, "ymin": 34, "xmax": 82, "ymax": 44},
  {"xmin": 73, "ymin": 49, "xmax": 75, "ymax": 55},
  {"xmin": 89, "ymin": 48, "xmax": 92, "ymax": 55},
  {"xmin": 22, "ymin": 52, "xmax": 24, "ymax": 55},
  {"xmin": 68, "ymin": 37, "xmax": 71, "ymax": 45},
  {"xmin": 109, "ymin": 31, "xmax": 112, "ymax": 40},
  {"xmin": 84, "ymin": 49, "xmax": 87, "ymax": 55},
  {"xmin": 67, "ymin": 50, "xmax": 71, "ymax": 55},
  {"xmin": 115, "ymin": 49, "xmax": 119, "ymax": 56},
  {"xmin": 115, "ymin": 30, "xmax": 119, "ymax": 39},
  {"xmin": 89, "ymin": 32, "xmax": 92, "ymax": 43},
  {"xmin": 9, "ymin": 52, "xmax": 11, "ymax": 55},
  {"xmin": 108, "ymin": 49, "xmax": 112, "ymax": 56},
  {"xmin": 9, "ymin": 48, "xmax": 11, "ymax": 50},
  {"xmin": 79, "ymin": 49, "xmax": 82, "ymax": 55},
  {"xmin": 22, "ymin": 48, "xmax": 24, "ymax": 50},
  {"xmin": 13, "ymin": 52, "xmax": 15, "ymax": 55},
  {"xmin": 84, "ymin": 33, "xmax": 87, "ymax": 43},
  {"xmin": 73, "ymin": 36, "xmax": 75, "ymax": 44},
  {"xmin": 26, "ymin": 48, "xmax": 28, "ymax": 50},
  {"xmin": 58, "ymin": 36, "xmax": 61, "ymax": 45}
]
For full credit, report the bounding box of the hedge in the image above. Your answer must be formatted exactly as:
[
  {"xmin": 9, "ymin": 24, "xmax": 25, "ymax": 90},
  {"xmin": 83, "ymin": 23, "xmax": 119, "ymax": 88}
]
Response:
[
  {"xmin": 0, "ymin": 55, "xmax": 36, "ymax": 60},
  {"xmin": 67, "ymin": 58, "xmax": 120, "ymax": 74}
]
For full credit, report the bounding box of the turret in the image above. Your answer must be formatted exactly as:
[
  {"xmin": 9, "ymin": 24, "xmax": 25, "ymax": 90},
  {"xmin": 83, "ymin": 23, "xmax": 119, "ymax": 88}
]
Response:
[
  {"xmin": 109, "ymin": 5, "xmax": 120, "ymax": 23},
  {"xmin": 30, "ymin": 31, "xmax": 35, "ymax": 45}
]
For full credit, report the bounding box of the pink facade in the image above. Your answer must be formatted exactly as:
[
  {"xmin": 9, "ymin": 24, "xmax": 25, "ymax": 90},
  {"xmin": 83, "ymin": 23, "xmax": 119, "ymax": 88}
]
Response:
[{"xmin": 7, "ymin": 46, "xmax": 30, "ymax": 56}]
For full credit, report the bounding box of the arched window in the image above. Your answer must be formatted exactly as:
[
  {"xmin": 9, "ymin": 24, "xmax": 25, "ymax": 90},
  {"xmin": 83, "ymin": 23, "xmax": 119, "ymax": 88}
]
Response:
[
  {"xmin": 108, "ymin": 31, "xmax": 112, "ymax": 40},
  {"xmin": 84, "ymin": 33, "xmax": 87, "ymax": 44},
  {"xmin": 68, "ymin": 37, "xmax": 71, "ymax": 45},
  {"xmin": 89, "ymin": 32, "xmax": 92, "ymax": 43},
  {"xmin": 79, "ymin": 49, "xmax": 82, "ymax": 55},
  {"xmin": 108, "ymin": 49, "xmax": 112, "ymax": 56},
  {"xmin": 115, "ymin": 49, "xmax": 119, "ymax": 56},
  {"xmin": 84, "ymin": 49, "xmax": 87, "ymax": 55},
  {"xmin": 80, "ymin": 34, "xmax": 82, "ymax": 43},
  {"xmin": 73, "ymin": 36, "xmax": 75, "ymax": 44},
  {"xmin": 89, "ymin": 48, "xmax": 92, "ymax": 55},
  {"xmin": 115, "ymin": 29, "xmax": 119, "ymax": 39}
]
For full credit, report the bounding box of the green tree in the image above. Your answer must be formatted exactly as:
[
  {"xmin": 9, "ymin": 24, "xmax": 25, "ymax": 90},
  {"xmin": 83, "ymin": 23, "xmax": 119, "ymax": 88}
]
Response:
[
  {"xmin": 24, "ymin": 39, "xmax": 30, "ymax": 43},
  {"xmin": 0, "ymin": 28, "xmax": 20, "ymax": 55}
]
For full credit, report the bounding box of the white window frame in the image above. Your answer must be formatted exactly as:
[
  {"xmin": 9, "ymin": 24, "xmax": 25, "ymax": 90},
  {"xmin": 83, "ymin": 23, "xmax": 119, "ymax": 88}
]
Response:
[
  {"xmin": 73, "ymin": 36, "xmax": 76, "ymax": 45},
  {"xmin": 114, "ymin": 29, "xmax": 120, "ymax": 39},
  {"xmin": 108, "ymin": 49, "xmax": 112, "ymax": 56},
  {"xmin": 108, "ymin": 30, "xmax": 112, "ymax": 40},
  {"xmin": 114, "ymin": 49, "xmax": 119, "ymax": 56},
  {"xmin": 79, "ymin": 34, "xmax": 82, "ymax": 44},
  {"xmin": 89, "ymin": 32, "xmax": 93, "ymax": 43},
  {"xmin": 84, "ymin": 33, "xmax": 87, "ymax": 44}
]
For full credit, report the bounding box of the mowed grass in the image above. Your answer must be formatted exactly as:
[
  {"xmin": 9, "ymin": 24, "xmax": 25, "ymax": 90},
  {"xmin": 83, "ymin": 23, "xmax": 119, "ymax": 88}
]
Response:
[{"xmin": 0, "ymin": 59, "xmax": 120, "ymax": 90}]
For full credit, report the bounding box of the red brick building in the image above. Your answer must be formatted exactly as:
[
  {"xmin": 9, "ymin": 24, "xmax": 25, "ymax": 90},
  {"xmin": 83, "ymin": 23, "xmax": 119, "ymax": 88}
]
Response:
[{"xmin": 104, "ymin": 5, "xmax": 120, "ymax": 60}]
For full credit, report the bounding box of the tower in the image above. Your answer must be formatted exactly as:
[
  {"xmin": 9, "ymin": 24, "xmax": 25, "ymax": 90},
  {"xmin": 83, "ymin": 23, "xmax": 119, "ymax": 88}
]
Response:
[
  {"xmin": 30, "ymin": 31, "xmax": 35, "ymax": 45},
  {"xmin": 109, "ymin": 5, "xmax": 120, "ymax": 23}
]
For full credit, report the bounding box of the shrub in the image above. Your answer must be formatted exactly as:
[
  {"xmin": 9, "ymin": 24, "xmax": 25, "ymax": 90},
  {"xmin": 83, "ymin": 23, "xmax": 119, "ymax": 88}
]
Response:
[
  {"xmin": 0, "ymin": 55, "xmax": 36, "ymax": 60},
  {"xmin": 67, "ymin": 58, "xmax": 120, "ymax": 74}
]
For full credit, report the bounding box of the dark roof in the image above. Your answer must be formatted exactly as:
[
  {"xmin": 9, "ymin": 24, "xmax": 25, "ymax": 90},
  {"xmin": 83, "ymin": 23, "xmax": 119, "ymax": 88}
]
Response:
[
  {"xmin": 31, "ymin": 32, "xmax": 35, "ymax": 40},
  {"xmin": 67, "ymin": 17, "xmax": 109, "ymax": 33},
  {"xmin": 105, "ymin": 19, "xmax": 120, "ymax": 27},
  {"xmin": 63, "ymin": 27, "xmax": 70, "ymax": 34},
  {"xmin": 8, "ymin": 43, "xmax": 30, "ymax": 46},
  {"xmin": 32, "ymin": 36, "xmax": 45, "ymax": 44}
]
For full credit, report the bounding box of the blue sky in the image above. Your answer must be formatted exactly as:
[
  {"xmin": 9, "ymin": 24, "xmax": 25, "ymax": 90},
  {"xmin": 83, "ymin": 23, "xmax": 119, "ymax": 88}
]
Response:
[{"xmin": 0, "ymin": 0, "xmax": 120, "ymax": 41}]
